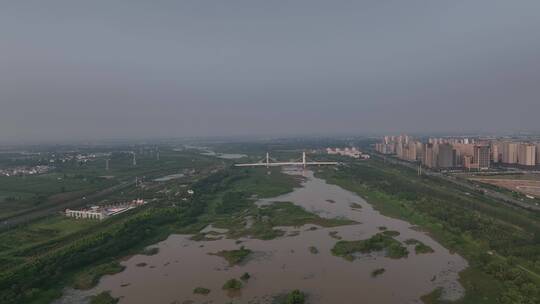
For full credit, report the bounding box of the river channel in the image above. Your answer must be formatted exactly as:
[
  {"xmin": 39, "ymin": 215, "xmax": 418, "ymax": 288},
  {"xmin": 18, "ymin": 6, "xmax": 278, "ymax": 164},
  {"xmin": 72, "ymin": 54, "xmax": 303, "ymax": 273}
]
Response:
[{"xmin": 65, "ymin": 168, "xmax": 467, "ymax": 304}]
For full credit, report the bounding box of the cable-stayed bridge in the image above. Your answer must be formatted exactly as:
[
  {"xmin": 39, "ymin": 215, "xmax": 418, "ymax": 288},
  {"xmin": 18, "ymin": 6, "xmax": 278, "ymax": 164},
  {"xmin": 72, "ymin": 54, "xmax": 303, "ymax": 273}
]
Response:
[{"xmin": 234, "ymin": 152, "xmax": 338, "ymax": 168}]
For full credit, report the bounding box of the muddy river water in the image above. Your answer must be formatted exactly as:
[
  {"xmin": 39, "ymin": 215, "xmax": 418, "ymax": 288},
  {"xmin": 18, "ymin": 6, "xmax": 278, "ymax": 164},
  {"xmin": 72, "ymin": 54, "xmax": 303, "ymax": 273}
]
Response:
[{"xmin": 63, "ymin": 169, "xmax": 467, "ymax": 304}]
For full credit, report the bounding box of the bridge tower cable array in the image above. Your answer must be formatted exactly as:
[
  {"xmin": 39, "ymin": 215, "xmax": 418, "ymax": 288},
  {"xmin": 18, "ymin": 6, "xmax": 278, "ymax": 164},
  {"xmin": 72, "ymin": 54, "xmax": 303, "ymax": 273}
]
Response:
[{"xmin": 234, "ymin": 152, "xmax": 339, "ymax": 168}]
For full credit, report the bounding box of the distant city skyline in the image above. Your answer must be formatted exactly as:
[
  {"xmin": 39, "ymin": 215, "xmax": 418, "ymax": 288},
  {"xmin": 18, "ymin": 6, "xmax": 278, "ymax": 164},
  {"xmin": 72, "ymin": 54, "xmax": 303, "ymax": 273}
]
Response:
[
  {"xmin": 2, "ymin": 1, "xmax": 540, "ymax": 143},
  {"xmin": 376, "ymin": 134, "xmax": 540, "ymax": 170}
]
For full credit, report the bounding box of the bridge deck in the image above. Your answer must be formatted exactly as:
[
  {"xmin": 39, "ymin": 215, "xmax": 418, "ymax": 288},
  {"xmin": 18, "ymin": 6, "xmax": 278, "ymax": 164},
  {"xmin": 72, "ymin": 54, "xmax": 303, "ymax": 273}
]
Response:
[
  {"xmin": 234, "ymin": 152, "xmax": 339, "ymax": 167},
  {"xmin": 234, "ymin": 161, "xmax": 338, "ymax": 167}
]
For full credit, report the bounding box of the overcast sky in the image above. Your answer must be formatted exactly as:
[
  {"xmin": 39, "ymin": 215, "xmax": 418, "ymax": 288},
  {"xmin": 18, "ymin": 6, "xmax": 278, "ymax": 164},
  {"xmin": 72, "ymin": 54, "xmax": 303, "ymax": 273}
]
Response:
[{"xmin": 1, "ymin": 1, "xmax": 540, "ymax": 142}]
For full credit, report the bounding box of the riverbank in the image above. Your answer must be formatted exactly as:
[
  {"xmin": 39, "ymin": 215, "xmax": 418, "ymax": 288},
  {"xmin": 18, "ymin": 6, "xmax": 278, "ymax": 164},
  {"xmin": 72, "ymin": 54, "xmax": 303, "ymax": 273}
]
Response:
[
  {"xmin": 76, "ymin": 168, "xmax": 466, "ymax": 304},
  {"xmin": 316, "ymin": 159, "xmax": 540, "ymax": 303}
]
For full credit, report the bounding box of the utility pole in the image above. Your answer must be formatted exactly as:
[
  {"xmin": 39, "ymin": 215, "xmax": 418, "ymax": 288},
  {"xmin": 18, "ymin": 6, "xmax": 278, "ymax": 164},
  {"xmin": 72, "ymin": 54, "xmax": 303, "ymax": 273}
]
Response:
[
  {"xmin": 105, "ymin": 159, "xmax": 110, "ymax": 171},
  {"xmin": 132, "ymin": 152, "xmax": 137, "ymax": 166}
]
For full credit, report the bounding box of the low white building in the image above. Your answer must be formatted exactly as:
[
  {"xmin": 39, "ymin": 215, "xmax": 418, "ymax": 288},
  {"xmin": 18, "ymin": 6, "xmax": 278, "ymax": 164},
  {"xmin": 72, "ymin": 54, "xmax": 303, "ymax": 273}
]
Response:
[
  {"xmin": 65, "ymin": 199, "xmax": 147, "ymax": 220},
  {"xmin": 65, "ymin": 207, "xmax": 106, "ymax": 220},
  {"xmin": 326, "ymin": 147, "xmax": 369, "ymax": 159}
]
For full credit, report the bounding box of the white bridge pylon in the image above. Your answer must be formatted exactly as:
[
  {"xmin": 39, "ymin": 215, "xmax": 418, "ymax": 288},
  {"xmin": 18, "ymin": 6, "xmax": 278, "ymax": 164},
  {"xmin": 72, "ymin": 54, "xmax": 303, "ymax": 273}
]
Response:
[{"xmin": 234, "ymin": 152, "xmax": 339, "ymax": 168}]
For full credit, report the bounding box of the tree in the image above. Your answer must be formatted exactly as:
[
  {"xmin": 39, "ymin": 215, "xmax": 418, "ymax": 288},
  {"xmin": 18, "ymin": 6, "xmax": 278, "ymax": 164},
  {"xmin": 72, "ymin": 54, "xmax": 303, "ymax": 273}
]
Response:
[{"xmin": 286, "ymin": 289, "xmax": 305, "ymax": 304}]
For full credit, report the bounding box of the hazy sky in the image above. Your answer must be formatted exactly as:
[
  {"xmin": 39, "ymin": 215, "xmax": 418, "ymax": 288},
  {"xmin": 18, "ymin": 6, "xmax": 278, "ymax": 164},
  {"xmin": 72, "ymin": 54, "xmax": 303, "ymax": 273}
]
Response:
[{"xmin": 2, "ymin": 1, "xmax": 540, "ymax": 142}]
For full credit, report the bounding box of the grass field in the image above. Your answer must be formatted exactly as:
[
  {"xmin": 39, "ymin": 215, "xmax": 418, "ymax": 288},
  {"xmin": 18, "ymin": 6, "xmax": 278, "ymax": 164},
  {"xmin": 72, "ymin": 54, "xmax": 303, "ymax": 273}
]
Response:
[
  {"xmin": 0, "ymin": 173, "xmax": 117, "ymax": 219},
  {"xmin": 0, "ymin": 215, "xmax": 99, "ymax": 267},
  {"xmin": 0, "ymin": 148, "xmax": 224, "ymax": 221}
]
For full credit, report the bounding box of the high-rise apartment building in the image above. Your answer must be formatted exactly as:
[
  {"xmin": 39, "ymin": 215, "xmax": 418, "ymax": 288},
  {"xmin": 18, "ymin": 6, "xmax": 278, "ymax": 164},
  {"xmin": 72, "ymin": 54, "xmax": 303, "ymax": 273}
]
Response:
[
  {"xmin": 423, "ymin": 143, "xmax": 437, "ymax": 168},
  {"xmin": 407, "ymin": 141, "xmax": 417, "ymax": 161},
  {"xmin": 396, "ymin": 143, "xmax": 404, "ymax": 159},
  {"xmin": 375, "ymin": 143, "xmax": 395, "ymax": 154},
  {"xmin": 502, "ymin": 142, "xmax": 518, "ymax": 164},
  {"xmin": 463, "ymin": 155, "xmax": 477, "ymax": 170},
  {"xmin": 377, "ymin": 135, "xmax": 419, "ymax": 162},
  {"xmin": 438, "ymin": 143, "xmax": 455, "ymax": 168},
  {"xmin": 415, "ymin": 142, "xmax": 424, "ymax": 162},
  {"xmin": 490, "ymin": 142, "xmax": 502, "ymax": 163},
  {"xmin": 378, "ymin": 136, "xmax": 540, "ymax": 170},
  {"xmin": 474, "ymin": 145, "xmax": 490, "ymax": 170},
  {"xmin": 518, "ymin": 144, "xmax": 536, "ymax": 166},
  {"xmin": 536, "ymin": 143, "xmax": 540, "ymax": 165},
  {"xmin": 452, "ymin": 143, "xmax": 474, "ymax": 167}
]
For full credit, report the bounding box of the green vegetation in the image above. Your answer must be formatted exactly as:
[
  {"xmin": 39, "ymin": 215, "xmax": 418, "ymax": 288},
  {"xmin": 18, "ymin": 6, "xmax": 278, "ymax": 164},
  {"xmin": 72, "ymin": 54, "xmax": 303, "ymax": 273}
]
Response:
[
  {"xmin": 72, "ymin": 261, "xmax": 125, "ymax": 290},
  {"xmin": 309, "ymin": 246, "xmax": 319, "ymax": 254},
  {"xmin": 404, "ymin": 238, "xmax": 435, "ymax": 254},
  {"xmin": 240, "ymin": 272, "xmax": 251, "ymax": 281},
  {"xmin": 0, "ymin": 216, "xmax": 98, "ymax": 268},
  {"xmin": 2, "ymin": 142, "xmax": 313, "ymax": 303},
  {"xmin": 89, "ymin": 291, "xmax": 118, "ymax": 304},
  {"xmin": 415, "ymin": 243, "xmax": 434, "ymax": 255},
  {"xmin": 382, "ymin": 230, "xmax": 400, "ymax": 237},
  {"xmin": 404, "ymin": 238, "xmax": 420, "ymax": 245},
  {"xmin": 318, "ymin": 158, "xmax": 540, "ymax": 303},
  {"xmin": 190, "ymin": 233, "xmax": 222, "ymax": 241},
  {"xmin": 188, "ymin": 167, "xmax": 354, "ymax": 241},
  {"xmin": 9, "ymin": 141, "xmax": 537, "ymax": 304},
  {"xmin": 350, "ymin": 202, "xmax": 363, "ymax": 209},
  {"xmin": 0, "ymin": 147, "xmax": 221, "ymax": 222},
  {"xmin": 285, "ymin": 289, "xmax": 306, "ymax": 304},
  {"xmin": 0, "ymin": 152, "xmax": 225, "ymax": 304},
  {"xmin": 264, "ymin": 202, "xmax": 353, "ymax": 228},
  {"xmin": 140, "ymin": 247, "xmax": 159, "ymax": 256},
  {"xmin": 0, "ymin": 173, "xmax": 117, "ymax": 219},
  {"xmin": 210, "ymin": 201, "xmax": 354, "ymax": 241},
  {"xmin": 421, "ymin": 287, "xmax": 444, "ymax": 304},
  {"xmin": 329, "ymin": 231, "xmax": 342, "ymax": 240},
  {"xmin": 209, "ymin": 246, "xmax": 252, "ymax": 266},
  {"xmin": 371, "ymin": 268, "xmax": 386, "ymax": 277},
  {"xmin": 331, "ymin": 233, "xmax": 408, "ymax": 261},
  {"xmin": 193, "ymin": 287, "xmax": 211, "ymax": 295},
  {"xmin": 222, "ymin": 278, "xmax": 243, "ymax": 291},
  {"xmin": 216, "ymin": 167, "xmax": 301, "ymax": 199}
]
